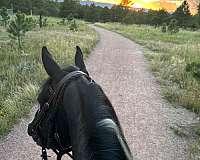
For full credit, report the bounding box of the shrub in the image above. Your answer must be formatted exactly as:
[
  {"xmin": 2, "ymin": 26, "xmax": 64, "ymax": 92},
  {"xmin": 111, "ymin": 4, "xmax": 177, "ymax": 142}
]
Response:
[
  {"xmin": 59, "ymin": 18, "xmax": 66, "ymax": 25},
  {"xmin": 43, "ymin": 18, "xmax": 48, "ymax": 27},
  {"xmin": 188, "ymin": 22, "xmax": 199, "ymax": 31},
  {"xmin": 58, "ymin": 18, "xmax": 71, "ymax": 26},
  {"xmin": 186, "ymin": 62, "xmax": 200, "ymax": 81},
  {"xmin": 67, "ymin": 13, "xmax": 74, "ymax": 22},
  {"xmin": 27, "ymin": 17, "xmax": 37, "ymax": 29},
  {"xmin": 69, "ymin": 19, "xmax": 78, "ymax": 31},
  {"xmin": 122, "ymin": 13, "xmax": 134, "ymax": 24},
  {"xmin": 168, "ymin": 19, "xmax": 179, "ymax": 34},
  {"xmin": 161, "ymin": 23, "xmax": 167, "ymax": 33}
]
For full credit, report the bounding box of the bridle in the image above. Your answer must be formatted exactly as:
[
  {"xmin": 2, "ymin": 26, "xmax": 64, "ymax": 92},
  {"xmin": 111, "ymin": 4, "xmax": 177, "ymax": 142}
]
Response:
[{"xmin": 29, "ymin": 70, "xmax": 90, "ymax": 160}]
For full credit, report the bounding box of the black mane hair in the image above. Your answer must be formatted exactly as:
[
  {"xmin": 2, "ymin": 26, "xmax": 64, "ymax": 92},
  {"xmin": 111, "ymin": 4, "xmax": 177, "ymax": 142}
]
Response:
[
  {"xmin": 62, "ymin": 75, "xmax": 132, "ymax": 160},
  {"xmin": 85, "ymin": 84, "xmax": 132, "ymax": 160}
]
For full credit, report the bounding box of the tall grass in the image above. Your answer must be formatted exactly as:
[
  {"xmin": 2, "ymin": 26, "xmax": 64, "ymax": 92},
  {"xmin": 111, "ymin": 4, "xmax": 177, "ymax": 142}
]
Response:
[
  {"xmin": 96, "ymin": 22, "xmax": 200, "ymax": 159},
  {"xmin": 0, "ymin": 19, "xmax": 99, "ymax": 135},
  {"xmin": 96, "ymin": 22, "xmax": 200, "ymax": 114}
]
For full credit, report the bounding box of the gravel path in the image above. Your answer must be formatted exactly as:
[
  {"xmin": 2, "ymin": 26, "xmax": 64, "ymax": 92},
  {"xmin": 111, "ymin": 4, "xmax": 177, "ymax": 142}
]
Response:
[{"xmin": 0, "ymin": 26, "xmax": 197, "ymax": 160}]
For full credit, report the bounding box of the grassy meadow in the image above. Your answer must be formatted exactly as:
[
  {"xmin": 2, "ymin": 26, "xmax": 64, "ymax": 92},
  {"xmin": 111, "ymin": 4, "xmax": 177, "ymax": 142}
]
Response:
[
  {"xmin": 0, "ymin": 17, "xmax": 99, "ymax": 135},
  {"xmin": 96, "ymin": 23, "xmax": 200, "ymax": 114}
]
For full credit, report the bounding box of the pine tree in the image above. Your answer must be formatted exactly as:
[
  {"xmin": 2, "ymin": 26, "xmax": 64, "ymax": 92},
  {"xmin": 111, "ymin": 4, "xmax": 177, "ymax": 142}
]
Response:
[
  {"xmin": 7, "ymin": 12, "xmax": 34, "ymax": 49},
  {"xmin": 198, "ymin": 3, "xmax": 200, "ymax": 25},
  {"xmin": 0, "ymin": 0, "xmax": 8, "ymax": 8},
  {"xmin": 150, "ymin": 9, "xmax": 169, "ymax": 27},
  {"xmin": 173, "ymin": 0, "xmax": 191, "ymax": 28},
  {"xmin": 59, "ymin": 0, "xmax": 79, "ymax": 17},
  {"xmin": 0, "ymin": 7, "xmax": 10, "ymax": 27}
]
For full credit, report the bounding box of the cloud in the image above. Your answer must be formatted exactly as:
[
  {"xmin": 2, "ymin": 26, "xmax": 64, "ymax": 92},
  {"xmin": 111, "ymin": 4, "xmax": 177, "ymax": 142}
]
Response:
[{"xmin": 90, "ymin": 0, "xmax": 198, "ymax": 14}]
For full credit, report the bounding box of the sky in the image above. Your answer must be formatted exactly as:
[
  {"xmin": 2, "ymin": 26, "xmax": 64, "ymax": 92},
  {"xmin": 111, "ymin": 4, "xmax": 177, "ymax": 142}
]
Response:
[
  {"xmin": 85, "ymin": 0, "xmax": 198, "ymax": 14},
  {"xmin": 58, "ymin": 0, "xmax": 199, "ymax": 14}
]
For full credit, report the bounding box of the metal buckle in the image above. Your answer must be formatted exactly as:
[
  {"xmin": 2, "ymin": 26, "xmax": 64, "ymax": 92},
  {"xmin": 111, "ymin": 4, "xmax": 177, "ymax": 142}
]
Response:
[{"xmin": 43, "ymin": 102, "xmax": 49, "ymax": 111}]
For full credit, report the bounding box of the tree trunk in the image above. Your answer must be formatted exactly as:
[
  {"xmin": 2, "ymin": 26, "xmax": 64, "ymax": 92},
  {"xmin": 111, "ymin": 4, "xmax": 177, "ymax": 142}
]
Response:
[
  {"xmin": 18, "ymin": 35, "xmax": 22, "ymax": 50},
  {"xmin": 39, "ymin": 14, "xmax": 42, "ymax": 28}
]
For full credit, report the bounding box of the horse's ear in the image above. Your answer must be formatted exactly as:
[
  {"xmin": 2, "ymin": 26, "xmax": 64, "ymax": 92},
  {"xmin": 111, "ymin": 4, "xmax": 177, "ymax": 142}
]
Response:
[
  {"xmin": 75, "ymin": 46, "xmax": 89, "ymax": 75},
  {"xmin": 42, "ymin": 46, "xmax": 61, "ymax": 77}
]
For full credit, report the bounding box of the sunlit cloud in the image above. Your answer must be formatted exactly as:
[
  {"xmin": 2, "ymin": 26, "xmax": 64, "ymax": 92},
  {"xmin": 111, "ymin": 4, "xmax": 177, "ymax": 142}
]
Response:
[{"xmin": 89, "ymin": 0, "xmax": 199, "ymax": 14}]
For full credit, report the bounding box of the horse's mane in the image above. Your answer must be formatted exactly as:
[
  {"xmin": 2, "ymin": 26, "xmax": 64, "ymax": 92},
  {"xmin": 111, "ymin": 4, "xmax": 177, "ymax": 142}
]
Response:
[
  {"xmin": 79, "ymin": 81, "xmax": 132, "ymax": 160},
  {"xmin": 92, "ymin": 119, "xmax": 132, "ymax": 160}
]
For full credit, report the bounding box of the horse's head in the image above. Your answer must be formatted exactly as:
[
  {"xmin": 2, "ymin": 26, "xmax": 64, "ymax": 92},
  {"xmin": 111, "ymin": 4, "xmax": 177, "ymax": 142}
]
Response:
[{"xmin": 28, "ymin": 46, "xmax": 89, "ymax": 149}]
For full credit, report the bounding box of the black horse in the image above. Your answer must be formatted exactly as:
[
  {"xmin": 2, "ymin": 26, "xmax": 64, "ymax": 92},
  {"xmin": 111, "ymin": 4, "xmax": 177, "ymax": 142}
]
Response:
[{"xmin": 28, "ymin": 46, "xmax": 133, "ymax": 160}]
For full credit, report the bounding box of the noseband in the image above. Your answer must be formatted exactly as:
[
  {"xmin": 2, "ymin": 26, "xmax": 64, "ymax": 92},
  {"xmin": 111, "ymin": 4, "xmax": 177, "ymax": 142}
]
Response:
[{"xmin": 29, "ymin": 70, "xmax": 89, "ymax": 160}]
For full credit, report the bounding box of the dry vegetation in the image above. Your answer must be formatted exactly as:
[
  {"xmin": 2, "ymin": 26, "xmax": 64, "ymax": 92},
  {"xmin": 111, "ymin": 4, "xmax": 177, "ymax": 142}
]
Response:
[
  {"xmin": 96, "ymin": 22, "xmax": 200, "ymax": 114},
  {"xmin": 0, "ymin": 17, "xmax": 99, "ymax": 135}
]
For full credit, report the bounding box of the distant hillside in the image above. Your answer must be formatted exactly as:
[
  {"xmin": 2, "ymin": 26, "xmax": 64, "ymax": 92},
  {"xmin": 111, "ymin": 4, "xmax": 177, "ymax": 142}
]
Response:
[
  {"xmin": 80, "ymin": 1, "xmax": 114, "ymax": 8},
  {"xmin": 56, "ymin": 0, "xmax": 114, "ymax": 8}
]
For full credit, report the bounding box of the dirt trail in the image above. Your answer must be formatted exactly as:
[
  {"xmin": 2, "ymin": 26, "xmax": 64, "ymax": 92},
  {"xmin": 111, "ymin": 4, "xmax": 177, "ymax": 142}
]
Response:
[{"xmin": 0, "ymin": 26, "xmax": 197, "ymax": 160}]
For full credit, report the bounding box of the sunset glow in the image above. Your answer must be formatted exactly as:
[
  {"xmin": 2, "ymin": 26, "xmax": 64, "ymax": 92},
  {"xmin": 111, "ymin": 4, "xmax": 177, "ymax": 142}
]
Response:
[{"xmin": 91, "ymin": 0, "xmax": 199, "ymax": 14}]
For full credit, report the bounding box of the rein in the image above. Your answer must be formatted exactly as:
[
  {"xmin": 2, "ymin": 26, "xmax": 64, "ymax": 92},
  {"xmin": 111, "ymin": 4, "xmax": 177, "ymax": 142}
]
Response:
[{"xmin": 30, "ymin": 70, "xmax": 88, "ymax": 160}]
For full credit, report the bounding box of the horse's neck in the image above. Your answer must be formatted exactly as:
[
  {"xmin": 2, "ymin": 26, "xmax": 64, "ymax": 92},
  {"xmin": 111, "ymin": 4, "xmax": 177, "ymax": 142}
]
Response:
[
  {"xmin": 62, "ymin": 80, "xmax": 132, "ymax": 160},
  {"xmin": 70, "ymin": 123, "xmax": 92, "ymax": 160},
  {"xmin": 62, "ymin": 82, "xmax": 92, "ymax": 160}
]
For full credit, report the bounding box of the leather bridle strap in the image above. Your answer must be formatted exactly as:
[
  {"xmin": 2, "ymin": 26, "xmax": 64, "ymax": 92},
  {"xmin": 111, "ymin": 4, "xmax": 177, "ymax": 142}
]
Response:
[
  {"xmin": 31, "ymin": 71, "xmax": 88, "ymax": 133},
  {"xmin": 46, "ymin": 70, "xmax": 87, "ymax": 108},
  {"xmin": 39, "ymin": 71, "xmax": 88, "ymax": 160}
]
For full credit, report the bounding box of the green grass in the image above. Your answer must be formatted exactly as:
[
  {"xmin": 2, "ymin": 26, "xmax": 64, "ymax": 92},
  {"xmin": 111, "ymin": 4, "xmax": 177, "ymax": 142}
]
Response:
[
  {"xmin": 0, "ymin": 27, "xmax": 9, "ymax": 42},
  {"xmin": 96, "ymin": 22, "xmax": 200, "ymax": 114},
  {"xmin": 0, "ymin": 17, "xmax": 99, "ymax": 136}
]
